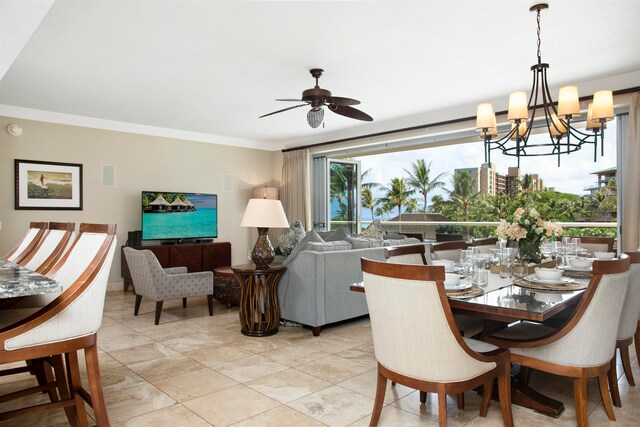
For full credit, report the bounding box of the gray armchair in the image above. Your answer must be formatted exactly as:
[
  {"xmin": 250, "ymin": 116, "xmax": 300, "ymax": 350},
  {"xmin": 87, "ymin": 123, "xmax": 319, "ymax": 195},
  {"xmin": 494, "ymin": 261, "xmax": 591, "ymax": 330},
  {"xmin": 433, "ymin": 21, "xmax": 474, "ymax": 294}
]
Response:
[{"xmin": 123, "ymin": 247, "xmax": 214, "ymax": 324}]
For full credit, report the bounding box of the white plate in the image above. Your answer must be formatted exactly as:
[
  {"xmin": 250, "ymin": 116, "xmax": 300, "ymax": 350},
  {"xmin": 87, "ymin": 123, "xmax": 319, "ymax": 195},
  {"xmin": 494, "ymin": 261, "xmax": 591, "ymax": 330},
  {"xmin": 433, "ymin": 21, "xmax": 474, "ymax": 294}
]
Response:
[
  {"xmin": 445, "ymin": 282, "xmax": 473, "ymax": 292},
  {"xmin": 524, "ymin": 274, "xmax": 575, "ymax": 285},
  {"xmin": 559, "ymin": 265, "xmax": 592, "ymax": 272}
]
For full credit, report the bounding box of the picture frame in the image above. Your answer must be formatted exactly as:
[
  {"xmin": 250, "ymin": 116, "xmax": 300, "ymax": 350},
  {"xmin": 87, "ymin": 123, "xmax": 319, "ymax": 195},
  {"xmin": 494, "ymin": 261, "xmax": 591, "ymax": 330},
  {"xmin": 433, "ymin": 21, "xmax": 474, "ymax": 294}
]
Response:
[{"xmin": 15, "ymin": 159, "xmax": 83, "ymax": 210}]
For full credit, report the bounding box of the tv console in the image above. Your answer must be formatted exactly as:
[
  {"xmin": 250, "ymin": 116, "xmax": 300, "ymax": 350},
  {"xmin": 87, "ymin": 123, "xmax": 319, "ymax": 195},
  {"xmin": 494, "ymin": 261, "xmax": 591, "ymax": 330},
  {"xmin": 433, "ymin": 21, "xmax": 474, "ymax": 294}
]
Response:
[{"xmin": 120, "ymin": 241, "xmax": 231, "ymax": 292}]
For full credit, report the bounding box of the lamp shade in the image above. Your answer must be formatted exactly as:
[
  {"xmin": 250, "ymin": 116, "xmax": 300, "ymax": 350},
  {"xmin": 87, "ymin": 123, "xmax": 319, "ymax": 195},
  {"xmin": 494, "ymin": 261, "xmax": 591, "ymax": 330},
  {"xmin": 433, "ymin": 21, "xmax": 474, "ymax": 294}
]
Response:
[
  {"xmin": 591, "ymin": 90, "xmax": 614, "ymax": 121},
  {"xmin": 586, "ymin": 103, "xmax": 602, "ymax": 130},
  {"xmin": 507, "ymin": 91, "xmax": 529, "ymax": 122},
  {"xmin": 252, "ymin": 186, "xmax": 279, "ymax": 200},
  {"xmin": 557, "ymin": 86, "xmax": 580, "ymax": 118},
  {"xmin": 510, "ymin": 121, "xmax": 528, "ymax": 141},
  {"xmin": 550, "ymin": 113, "xmax": 568, "ymax": 137},
  {"xmin": 476, "ymin": 103, "xmax": 496, "ymax": 130},
  {"xmin": 240, "ymin": 199, "xmax": 289, "ymax": 228}
]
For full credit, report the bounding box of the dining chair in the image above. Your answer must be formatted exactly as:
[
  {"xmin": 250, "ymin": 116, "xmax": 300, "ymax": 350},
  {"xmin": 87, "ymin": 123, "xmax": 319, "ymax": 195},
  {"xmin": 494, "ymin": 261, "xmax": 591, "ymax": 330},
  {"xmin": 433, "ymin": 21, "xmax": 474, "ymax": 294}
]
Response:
[
  {"xmin": 123, "ymin": 247, "xmax": 214, "ymax": 325},
  {"xmin": 361, "ymin": 258, "xmax": 513, "ymax": 427},
  {"xmin": 471, "ymin": 237, "xmax": 498, "ymax": 254},
  {"xmin": 430, "ymin": 240, "xmax": 468, "ymax": 262},
  {"xmin": 19, "ymin": 222, "xmax": 75, "ymax": 274},
  {"xmin": 3, "ymin": 222, "xmax": 48, "ymax": 264},
  {"xmin": 0, "ymin": 223, "xmax": 117, "ymax": 426},
  {"xmin": 487, "ymin": 256, "xmax": 631, "ymax": 427},
  {"xmin": 576, "ymin": 236, "xmax": 614, "ymax": 255},
  {"xmin": 608, "ymin": 251, "xmax": 640, "ymax": 407}
]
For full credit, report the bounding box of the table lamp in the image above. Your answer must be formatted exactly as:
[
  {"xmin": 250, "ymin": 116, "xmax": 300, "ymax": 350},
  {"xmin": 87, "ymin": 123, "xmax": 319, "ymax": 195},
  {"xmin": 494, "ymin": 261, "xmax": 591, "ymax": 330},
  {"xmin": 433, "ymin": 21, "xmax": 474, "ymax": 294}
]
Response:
[{"xmin": 240, "ymin": 198, "xmax": 289, "ymax": 269}]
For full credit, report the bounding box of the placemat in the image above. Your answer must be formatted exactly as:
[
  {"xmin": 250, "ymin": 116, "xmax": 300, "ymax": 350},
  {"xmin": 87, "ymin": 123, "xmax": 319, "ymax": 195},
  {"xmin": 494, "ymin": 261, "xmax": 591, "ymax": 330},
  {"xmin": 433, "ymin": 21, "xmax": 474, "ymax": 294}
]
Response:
[
  {"xmin": 447, "ymin": 285, "xmax": 485, "ymax": 298},
  {"xmin": 560, "ymin": 269, "xmax": 593, "ymax": 279},
  {"xmin": 514, "ymin": 278, "xmax": 587, "ymax": 291}
]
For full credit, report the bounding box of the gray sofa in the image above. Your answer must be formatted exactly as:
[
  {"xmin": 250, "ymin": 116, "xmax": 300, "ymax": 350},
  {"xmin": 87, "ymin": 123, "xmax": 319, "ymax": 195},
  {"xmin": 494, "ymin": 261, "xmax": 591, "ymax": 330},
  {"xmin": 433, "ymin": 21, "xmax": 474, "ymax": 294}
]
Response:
[{"xmin": 277, "ymin": 245, "xmax": 388, "ymax": 336}]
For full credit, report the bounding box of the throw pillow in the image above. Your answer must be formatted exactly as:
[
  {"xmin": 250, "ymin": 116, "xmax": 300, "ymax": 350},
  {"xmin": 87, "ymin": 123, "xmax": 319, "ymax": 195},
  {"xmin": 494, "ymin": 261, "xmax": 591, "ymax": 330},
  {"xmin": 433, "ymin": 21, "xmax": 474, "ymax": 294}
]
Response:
[
  {"xmin": 359, "ymin": 220, "xmax": 384, "ymax": 239},
  {"xmin": 306, "ymin": 241, "xmax": 352, "ymax": 252},
  {"xmin": 346, "ymin": 236, "xmax": 384, "ymax": 249},
  {"xmin": 277, "ymin": 220, "xmax": 306, "ymax": 256},
  {"xmin": 282, "ymin": 229, "xmax": 324, "ymax": 266},
  {"xmin": 324, "ymin": 227, "xmax": 350, "ymax": 242},
  {"xmin": 383, "ymin": 233, "xmax": 407, "ymax": 240}
]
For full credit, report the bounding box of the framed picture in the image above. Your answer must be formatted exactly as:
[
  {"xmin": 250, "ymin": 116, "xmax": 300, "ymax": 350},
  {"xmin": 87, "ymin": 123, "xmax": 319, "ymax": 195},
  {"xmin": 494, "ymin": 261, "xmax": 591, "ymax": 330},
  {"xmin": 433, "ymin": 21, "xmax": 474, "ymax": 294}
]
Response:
[{"xmin": 15, "ymin": 159, "xmax": 83, "ymax": 210}]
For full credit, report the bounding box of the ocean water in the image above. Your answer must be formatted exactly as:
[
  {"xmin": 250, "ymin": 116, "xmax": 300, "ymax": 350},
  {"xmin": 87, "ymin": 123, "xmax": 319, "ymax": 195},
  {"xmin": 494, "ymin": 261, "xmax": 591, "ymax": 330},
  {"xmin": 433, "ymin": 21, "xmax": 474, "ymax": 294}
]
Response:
[{"xmin": 142, "ymin": 208, "xmax": 217, "ymax": 240}]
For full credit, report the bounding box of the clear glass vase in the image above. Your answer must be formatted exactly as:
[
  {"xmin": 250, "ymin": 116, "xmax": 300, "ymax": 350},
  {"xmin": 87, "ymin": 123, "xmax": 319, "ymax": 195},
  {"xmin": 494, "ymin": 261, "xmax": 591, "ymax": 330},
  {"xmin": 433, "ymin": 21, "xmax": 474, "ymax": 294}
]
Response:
[{"xmin": 518, "ymin": 239, "xmax": 543, "ymax": 264}]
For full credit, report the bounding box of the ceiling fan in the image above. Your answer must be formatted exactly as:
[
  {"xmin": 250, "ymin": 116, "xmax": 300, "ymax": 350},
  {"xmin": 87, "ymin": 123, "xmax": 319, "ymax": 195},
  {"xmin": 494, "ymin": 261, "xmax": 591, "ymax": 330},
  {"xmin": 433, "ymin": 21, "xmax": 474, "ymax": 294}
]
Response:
[{"xmin": 259, "ymin": 68, "xmax": 373, "ymax": 128}]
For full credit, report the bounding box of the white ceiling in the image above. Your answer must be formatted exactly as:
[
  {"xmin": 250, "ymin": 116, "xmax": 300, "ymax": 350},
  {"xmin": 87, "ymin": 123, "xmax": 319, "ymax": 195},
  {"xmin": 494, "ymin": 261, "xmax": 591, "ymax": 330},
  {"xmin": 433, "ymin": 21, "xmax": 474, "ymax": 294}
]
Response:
[{"xmin": 1, "ymin": 0, "xmax": 639, "ymax": 152}]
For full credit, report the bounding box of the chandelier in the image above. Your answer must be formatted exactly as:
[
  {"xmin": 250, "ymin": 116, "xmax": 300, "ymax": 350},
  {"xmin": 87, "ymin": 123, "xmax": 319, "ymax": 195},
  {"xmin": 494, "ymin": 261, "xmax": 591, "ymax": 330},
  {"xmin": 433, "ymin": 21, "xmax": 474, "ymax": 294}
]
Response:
[{"xmin": 475, "ymin": 3, "xmax": 614, "ymax": 167}]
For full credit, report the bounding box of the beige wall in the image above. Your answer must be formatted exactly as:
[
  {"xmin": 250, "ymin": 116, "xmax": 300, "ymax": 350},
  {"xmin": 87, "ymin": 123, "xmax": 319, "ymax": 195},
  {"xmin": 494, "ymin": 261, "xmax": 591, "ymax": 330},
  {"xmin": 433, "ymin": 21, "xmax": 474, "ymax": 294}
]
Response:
[{"xmin": 0, "ymin": 116, "xmax": 282, "ymax": 282}]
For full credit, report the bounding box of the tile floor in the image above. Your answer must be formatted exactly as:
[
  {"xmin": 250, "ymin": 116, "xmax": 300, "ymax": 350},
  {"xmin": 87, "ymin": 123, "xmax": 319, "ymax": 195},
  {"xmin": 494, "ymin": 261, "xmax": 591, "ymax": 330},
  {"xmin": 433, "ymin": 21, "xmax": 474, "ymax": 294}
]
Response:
[{"xmin": 1, "ymin": 289, "xmax": 639, "ymax": 426}]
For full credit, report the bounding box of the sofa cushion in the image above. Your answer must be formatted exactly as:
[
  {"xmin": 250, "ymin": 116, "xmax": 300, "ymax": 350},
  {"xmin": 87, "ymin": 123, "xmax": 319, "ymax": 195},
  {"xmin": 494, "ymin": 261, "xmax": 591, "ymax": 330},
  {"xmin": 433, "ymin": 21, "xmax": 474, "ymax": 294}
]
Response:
[
  {"xmin": 323, "ymin": 227, "xmax": 350, "ymax": 242},
  {"xmin": 383, "ymin": 233, "xmax": 407, "ymax": 240},
  {"xmin": 277, "ymin": 220, "xmax": 306, "ymax": 256},
  {"xmin": 359, "ymin": 220, "xmax": 384, "ymax": 239},
  {"xmin": 346, "ymin": 236, "xmax": 384, "ymax": 249},
  {"xmin": 383, "ymin": 237, "xmax": 422, "ymax": 247},
  {"xmin": 282, "ymin": 229, "xmax": 324, "ymax": 266},
  {"xmin": 306, "ymin": 241, "xmax": 352, "ymax": 252}
]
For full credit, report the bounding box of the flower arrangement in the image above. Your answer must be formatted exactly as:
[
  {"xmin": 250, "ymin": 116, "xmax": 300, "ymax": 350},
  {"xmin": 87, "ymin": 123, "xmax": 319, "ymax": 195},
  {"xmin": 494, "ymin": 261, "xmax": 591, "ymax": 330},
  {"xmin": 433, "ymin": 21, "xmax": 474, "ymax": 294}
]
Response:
[{"xmin": 496, "ymin": 207, "xmax": 564, "ymax": 263}]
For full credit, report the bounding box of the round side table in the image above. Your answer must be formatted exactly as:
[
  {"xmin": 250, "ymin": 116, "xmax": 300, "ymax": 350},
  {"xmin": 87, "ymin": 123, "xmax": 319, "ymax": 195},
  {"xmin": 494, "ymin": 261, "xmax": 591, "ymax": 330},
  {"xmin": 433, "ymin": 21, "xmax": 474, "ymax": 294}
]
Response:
[{"xmin": 231, "ymin": 263, "xmax": 286, "ymax": 337}]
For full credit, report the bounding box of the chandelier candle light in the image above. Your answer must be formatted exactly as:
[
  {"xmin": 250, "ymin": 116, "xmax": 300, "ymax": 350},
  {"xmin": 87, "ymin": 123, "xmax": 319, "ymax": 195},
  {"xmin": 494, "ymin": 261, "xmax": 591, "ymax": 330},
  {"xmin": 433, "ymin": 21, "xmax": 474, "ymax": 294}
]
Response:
[{"xmin": 475, "ymin": 3, "xmax": 614, "ymax": 167}]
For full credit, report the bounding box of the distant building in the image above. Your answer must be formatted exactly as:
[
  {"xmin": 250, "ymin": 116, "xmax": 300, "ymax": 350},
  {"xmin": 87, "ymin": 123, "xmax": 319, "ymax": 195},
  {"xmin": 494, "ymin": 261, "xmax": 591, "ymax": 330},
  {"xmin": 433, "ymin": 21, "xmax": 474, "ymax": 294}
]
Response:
[
  {"xmin": 387, "ymin": 213, "xmax": 450, "ymax": 241},
  {"xmin": 584, "ymin": 166, "xmax": 617, "ymax": 197},
  {"xmin": 453, "ymin": 163, "xmax": 544, "ymax": 197}
]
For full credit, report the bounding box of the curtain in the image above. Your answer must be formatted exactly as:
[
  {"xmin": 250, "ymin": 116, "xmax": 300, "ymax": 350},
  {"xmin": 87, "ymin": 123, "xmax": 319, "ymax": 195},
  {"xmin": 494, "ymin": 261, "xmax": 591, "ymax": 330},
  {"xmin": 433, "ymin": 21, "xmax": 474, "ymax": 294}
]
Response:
[
  {"xmin": 281, "ymin": 149, "xmax": 311, "ymax": 230},
  {"xmin": 622, "ymin": 92, "xmax": 640, "ymax": 251}
]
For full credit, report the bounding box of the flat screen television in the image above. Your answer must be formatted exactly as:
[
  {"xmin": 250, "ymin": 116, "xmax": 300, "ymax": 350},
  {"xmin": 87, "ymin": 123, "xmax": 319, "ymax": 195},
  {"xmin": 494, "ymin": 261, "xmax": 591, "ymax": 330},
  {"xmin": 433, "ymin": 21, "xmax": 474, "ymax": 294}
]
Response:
[{"xmin": 141, "ymin": 191, "xmax": 218, "ymax": 241}]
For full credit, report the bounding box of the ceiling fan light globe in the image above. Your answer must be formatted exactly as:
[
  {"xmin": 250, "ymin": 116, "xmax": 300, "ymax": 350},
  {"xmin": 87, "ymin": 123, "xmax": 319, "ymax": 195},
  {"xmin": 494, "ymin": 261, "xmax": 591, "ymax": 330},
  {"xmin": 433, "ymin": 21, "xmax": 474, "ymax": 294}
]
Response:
[{"xmin": 307, "ymin": 108, "xmax": 324, "ymax": 128}]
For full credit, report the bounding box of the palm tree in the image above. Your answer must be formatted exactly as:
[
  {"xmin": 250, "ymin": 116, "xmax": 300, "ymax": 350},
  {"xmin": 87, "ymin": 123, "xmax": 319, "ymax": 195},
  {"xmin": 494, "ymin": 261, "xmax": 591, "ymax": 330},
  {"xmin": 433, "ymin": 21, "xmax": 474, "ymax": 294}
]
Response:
[
  {"xmin": 379, "ymin": 177, "xmax": 414, "ymax": 219},
  {"xmin": 375, "ymin": 204, "xmax": 392, "ymax": 220},
  {"xmin": 447, "ymin": 171, "xmax": 481, "ymax": 237},
  {"xmin": 361, "ymin": 188, "xmax": 379, "ymax": 221},
  {"xmin": 404, "ymin": 159, "xmax": 446, "ymax": 214},
  {"xmin": 404, "ymin": 198, "xmax": 419, "ymax": 214},
  {"xmin": 361, "ymin": 168, "xmax": 379, "ymax": 190}
]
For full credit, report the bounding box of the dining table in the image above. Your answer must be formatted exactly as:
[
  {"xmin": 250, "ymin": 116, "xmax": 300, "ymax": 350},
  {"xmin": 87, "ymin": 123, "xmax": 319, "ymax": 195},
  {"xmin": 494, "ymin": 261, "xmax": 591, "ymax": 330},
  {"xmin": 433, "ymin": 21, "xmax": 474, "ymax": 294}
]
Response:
[
  {"xmin": 0, "ymin": 258, "xmax": 62, "ymax": 299},
  {"xmin": 350, "ymin": 269, "xmax": 590, "ymax": 418}
]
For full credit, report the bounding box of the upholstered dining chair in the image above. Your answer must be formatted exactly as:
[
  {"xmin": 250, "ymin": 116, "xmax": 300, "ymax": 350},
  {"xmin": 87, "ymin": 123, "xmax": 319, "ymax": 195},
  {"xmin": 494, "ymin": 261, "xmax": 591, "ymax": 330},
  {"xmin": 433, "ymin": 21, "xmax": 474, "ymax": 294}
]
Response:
[
  {"xmin": 361, "ymin": 258, "xmax": 513, "ymax": 427},
  {"xmin": 576, "ymin": 236, "xmax": 614, "ymax": 255},
  {"xmin": 487, "ymin": 256, "xmax": 631, "ymax": 427},
  {"xmin": 608, "ymin": 251, "xmax": 640, "ymax": 407},
  {"xmin": 20, "ymin": 222, "xmax": 75, "ymax": 274},
  {"xmin": 430, "ymin": 240, "xmax": 468, "ymax": 262},
  {"xmin": 0, "ymin": 223, "xmax": 117, "ymax": 426},
  {"xmin": 3, "ymin": 222, "xmax": 48, "ymax": 264},
  {"xmin": 123, "ymin": 247, "xmax": 214, "ymax": 325},
  {"xmin": 471, "ymin": 237, "xmax": 498, "ymax": 254}
]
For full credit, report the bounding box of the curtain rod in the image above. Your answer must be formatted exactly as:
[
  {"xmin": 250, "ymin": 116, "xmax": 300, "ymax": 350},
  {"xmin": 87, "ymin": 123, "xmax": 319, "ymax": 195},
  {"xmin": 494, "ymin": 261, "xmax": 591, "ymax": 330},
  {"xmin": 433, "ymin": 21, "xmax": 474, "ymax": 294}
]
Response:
[{"xmin": 281, "ymin": 86, "xmax": 640, "ymax": 153}]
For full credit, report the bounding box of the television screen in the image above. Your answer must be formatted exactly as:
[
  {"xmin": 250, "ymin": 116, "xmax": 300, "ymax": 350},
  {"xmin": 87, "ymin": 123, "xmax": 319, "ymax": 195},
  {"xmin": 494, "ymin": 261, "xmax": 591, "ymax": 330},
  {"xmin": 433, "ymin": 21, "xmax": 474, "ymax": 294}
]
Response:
[{"xmin": 141, "ymin": 191, "xmax": 218, "ymax": 241}]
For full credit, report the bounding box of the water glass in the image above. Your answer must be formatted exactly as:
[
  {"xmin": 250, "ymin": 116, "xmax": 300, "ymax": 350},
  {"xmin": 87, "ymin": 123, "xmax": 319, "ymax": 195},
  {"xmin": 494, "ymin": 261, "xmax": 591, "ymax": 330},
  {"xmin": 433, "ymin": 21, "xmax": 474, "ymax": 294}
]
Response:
[
  {"xmin": 562, "ymin": 236, "xmax": 572, "ymax": 246},
  {"xmin": 476, "ymin": 269, "xmax": 489, "ymax": 287},
  {"xmin": 499, "ymin": 254, "xmax": 511, "ymax": 279}
]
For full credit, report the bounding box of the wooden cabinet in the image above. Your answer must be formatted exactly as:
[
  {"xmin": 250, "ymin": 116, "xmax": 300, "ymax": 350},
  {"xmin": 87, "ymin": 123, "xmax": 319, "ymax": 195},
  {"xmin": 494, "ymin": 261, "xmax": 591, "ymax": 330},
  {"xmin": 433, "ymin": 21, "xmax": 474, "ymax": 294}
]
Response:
[{"xmin": 121, "ymin": 242, "xmax": 231, "ymax": 291}]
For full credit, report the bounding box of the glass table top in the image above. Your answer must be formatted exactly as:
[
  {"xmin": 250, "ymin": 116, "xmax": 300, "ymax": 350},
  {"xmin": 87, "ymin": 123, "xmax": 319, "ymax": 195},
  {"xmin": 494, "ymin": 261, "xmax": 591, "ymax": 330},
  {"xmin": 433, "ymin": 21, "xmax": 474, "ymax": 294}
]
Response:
[{"xmin": 0, "ymin": 258, "xmax": 62, "ymax": 299}]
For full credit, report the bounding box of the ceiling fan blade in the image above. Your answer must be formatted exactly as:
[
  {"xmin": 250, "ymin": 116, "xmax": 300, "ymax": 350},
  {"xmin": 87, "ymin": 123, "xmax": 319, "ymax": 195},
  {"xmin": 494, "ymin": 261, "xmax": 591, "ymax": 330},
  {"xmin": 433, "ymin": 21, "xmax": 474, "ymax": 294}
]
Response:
[
  {"xmin": 275, "ymin": 98, "xmax": 305, "ymax": 102},
  {"xmin": 328, "ymin": 105, "xmax": 373, "ymax": 121},
  {"xmin": 325, "ymin": 96, "xmax": 360, "ymax": 106},
  {"xmin": 259, "ymin": 104, "xmax": 307, "ymax": 118}
]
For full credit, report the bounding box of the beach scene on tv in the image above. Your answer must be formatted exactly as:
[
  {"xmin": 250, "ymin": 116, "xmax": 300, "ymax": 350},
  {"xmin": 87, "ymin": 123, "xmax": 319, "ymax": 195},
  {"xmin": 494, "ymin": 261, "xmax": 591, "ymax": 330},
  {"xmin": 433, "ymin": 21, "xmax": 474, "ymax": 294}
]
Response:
[{"xmin": 141, "ymin": 192, "xmax": 217, "ymax": 240}]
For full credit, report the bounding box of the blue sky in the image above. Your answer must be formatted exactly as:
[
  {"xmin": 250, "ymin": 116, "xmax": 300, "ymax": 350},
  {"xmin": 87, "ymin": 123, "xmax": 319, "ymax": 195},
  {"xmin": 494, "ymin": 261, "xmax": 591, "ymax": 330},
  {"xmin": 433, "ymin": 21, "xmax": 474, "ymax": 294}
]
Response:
[{"xmin": 356, "ymin": 121, "xmax": 617, "ymax": 204}]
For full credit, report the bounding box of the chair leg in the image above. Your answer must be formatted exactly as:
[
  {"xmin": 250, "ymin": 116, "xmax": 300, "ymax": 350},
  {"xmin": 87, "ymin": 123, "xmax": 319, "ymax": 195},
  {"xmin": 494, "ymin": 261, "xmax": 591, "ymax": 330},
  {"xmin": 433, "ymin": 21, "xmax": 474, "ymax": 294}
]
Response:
[
  {"xmin": 370, "ymin": 369, "xmax": 387, "ymax": 426},
  {"xmin": 620, "ymin": 344, "xmax": 636, "ymax": 386},
  {"xmin": 437, "ymin": 385, "xmax": 447, "ymax": 427},
  {"xmin": 134, "ymin": 294, "xmax": 142, "ymax": 316},
  {"xmin": 609, "ymin": 357, "xmax": 622, "ymax": 407},
  {"xmin": 182, "ymin": 297, "xmax": 187, "ymax": 308},
  {"xmin": 85, "ymin": 342, "xmax": 109, "ymax": 427},
  {"xmin": 635, "ymin": 321, "xmax": 640, "ymax": 370},
  {"xmin": 65, "ymin": 352, "xmax": 89, "ymax": 427},
  {"xmin": 51, "ymin": 354, "xmax": 79, "ymax": 427},
  {"xmin": 155, "ymin": 301, "xmax": 164, "ymax": 325},
  {"xmin": 479, "ymin": 380, "xmax": 494, "ymax": 417},
  {"xmin": 598, "ymin": 369, "xmax": 616, "ymax": 421},
  {"xmin": 32, "ymin": 358, "xmax": 58, "ymax": 402},
  {"xmin": 419, "ymin": 391, "xmax": 427, "ymax": 403},
  {"xmin": 573, "ymin": 373, "xmax": 589, "ymax": 427},
  {"xmin": 497, "ymin": 363, "xmax": 513, "ymax": 427},
  {"xmin": 456, "ymin": 392, "xmax": 464, "ymax": 410},
  {"xmin": 207, "ymin": 294, "xmax": 214, "ymax": 316}
]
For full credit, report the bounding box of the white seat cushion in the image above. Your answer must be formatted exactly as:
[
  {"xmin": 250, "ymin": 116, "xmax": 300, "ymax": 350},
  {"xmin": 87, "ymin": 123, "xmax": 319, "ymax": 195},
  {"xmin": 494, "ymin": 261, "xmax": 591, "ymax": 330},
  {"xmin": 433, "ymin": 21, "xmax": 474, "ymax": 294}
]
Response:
[
  {"xmin": 463, "ymin": 337, "xmax": 498, "ymax": 353},
  {"xmin": 454, "ymin": 314, "xmax": 484, "ymax": 338}
]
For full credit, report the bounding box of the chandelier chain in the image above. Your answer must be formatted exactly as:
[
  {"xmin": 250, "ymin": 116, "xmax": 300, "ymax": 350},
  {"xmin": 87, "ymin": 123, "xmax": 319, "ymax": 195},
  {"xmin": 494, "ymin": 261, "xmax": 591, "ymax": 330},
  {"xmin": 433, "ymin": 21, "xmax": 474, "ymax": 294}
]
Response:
[{"xmin": 536, "ymin": 8, "xmax": 542, "ymax": 62}]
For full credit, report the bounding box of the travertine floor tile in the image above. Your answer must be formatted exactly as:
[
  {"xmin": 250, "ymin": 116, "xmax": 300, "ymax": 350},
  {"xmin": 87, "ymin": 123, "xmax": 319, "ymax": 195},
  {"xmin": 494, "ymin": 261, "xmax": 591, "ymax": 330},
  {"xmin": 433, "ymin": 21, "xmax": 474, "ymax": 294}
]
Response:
[
  {"xmin": 152, "ymin": 368, "xmax": 238, "ymax": 402},
  {"xmin": 108, "ymin": 342, "xmax": 179, "ymax": 366},
  {"xmin": 184, "ymin": 344, "xmax": 251, "ymax": 366},
  {"xmin": 113, "ymin": 404, "xmax": 210, "ymax": 427},
  {"xmin": 339, "ymin": 369, "xmax": 414, "ymax": 404},
  {"xmin": 261, "ymin": 343, "xmax": 330, "ymax": 367},
  {"xmin": 213, "ymin": 354, "xmax": 288, "ymax": 382},
  {"xmin": 295, "ymin": 354, "xmax": 372, "ymax": 383},
  {"xmin": 246, "ymin": 368, "xmax": 331, "ymax": 403},
  {"xmin": 128, "ymin": 355, "xmax": 206, "ymax": 382},
  {"xmin": 102, "ymin": 383, "xmax": 175, "ymax": 423},
  {"xmin": 231, "ymin": 405, "xmax": 324, "ymax": 426},
  {"xmin": 287, "ymin": 384, "xmax": 374, "ymax": 426}
]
